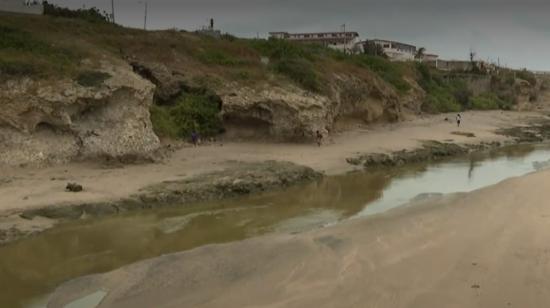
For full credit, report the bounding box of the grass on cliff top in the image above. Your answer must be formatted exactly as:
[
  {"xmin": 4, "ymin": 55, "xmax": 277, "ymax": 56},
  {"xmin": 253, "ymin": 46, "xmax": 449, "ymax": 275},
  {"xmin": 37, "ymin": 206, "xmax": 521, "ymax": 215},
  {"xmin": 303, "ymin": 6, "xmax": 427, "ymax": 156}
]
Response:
[
  {"xmin": 3, "ymin": 10, "xmax": 528, "ymax": 114},
  {"xmin": 0, "ymin": 12, "xmax": 414, "ymax": 95},
  {"xmin": 0, "ymin": 23, "xmax": 81, "ymax": 78},
  {"xmin": 349, "ymin": 55, "xmax": 412, "ymax": 93}
]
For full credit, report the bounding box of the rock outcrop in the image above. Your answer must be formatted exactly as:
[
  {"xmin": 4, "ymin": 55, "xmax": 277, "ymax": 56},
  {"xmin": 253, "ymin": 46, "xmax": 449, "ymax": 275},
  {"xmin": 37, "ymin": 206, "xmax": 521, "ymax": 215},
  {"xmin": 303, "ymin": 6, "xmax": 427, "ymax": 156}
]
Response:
[
  {"xmin": 219, "ymin": 73, "xmax": 424, "ymax": 141},
  {"xmin": 0, "ymin": 60, "xmax": 160, "ymax": 166},
  {"xmin": 129, "ymin": 60, "xmax": 186, "ymax": 103},
  {"xmin": 126, "ymin": 58, "xmax": 424, "ymax": 143},
  {"xmin": 346, "ymin": 141, "xmax": 502, "ymax": 169},
  {"xmin": 19, "ymin": 161, "xmax": 322, "ymax": 221}
]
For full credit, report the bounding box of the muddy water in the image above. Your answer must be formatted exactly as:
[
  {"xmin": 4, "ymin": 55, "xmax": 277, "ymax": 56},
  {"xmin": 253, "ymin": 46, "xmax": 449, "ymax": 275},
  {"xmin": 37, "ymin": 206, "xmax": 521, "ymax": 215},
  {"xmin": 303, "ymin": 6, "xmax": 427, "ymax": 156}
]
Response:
[{"xmin": 1, "ymin": 144, "xmax": 549, "ymax": 307}]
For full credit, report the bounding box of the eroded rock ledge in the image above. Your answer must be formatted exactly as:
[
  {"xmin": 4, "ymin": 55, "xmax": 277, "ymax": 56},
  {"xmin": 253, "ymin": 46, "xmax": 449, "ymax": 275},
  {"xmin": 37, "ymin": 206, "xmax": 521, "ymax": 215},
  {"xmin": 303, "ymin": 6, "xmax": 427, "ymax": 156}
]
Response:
[
  {"xmin": 16, "ymin": 161, "xmax": 321, "ymax": 228},
  {"xmin": 346, "ymin": 140, "xmax": 503, "ymax": 168}
]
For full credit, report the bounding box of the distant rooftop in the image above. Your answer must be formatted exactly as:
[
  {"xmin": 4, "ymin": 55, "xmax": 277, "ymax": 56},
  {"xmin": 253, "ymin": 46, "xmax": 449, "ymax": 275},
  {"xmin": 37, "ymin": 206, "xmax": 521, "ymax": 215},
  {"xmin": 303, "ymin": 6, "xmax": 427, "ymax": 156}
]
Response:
[
  {"xmin": 270, "ymin": 31, "xmax": 359, "ymax": 36},
  {"xmin": 369, "ymin": 38, "xmax": 416, "ymax": 49}
]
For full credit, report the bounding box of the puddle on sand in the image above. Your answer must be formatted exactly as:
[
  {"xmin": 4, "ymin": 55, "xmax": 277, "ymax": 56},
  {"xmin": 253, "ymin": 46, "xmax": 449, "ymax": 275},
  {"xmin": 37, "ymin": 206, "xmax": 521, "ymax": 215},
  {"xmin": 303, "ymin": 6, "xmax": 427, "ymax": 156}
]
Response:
[
  {"xmin": 64, "ymin": 291, "xmax": 107, "ymax": 308},
  {"xmin": 357, "ymin": 144, "xmax": 550, "ymax": 216},
  {"xmin": 1, "ymin": 144, "xmax": 549, "ymax": 308}
]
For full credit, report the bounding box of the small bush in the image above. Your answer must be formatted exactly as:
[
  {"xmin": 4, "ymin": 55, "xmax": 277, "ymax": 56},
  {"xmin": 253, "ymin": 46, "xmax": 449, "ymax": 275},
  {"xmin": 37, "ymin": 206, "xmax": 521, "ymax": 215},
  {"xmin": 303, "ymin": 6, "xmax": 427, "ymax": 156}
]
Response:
[
  {"xmin": 423, "ymin": 89, "xmax": 462, "ymax": 113},
  {"xmin": 274, "ymin": 58, "xmax": 321, "ymax": 92},
  {"xmin": 516, "ymin": 69, "xmax": 537, "ymax": 86},
  {"xmin": 0, "ymin": 26, "xmax": 52, "ymax": 53},
  {"xmin": 234, "ymin": 71, "xmax": 251, "ymax": 80},
  {"xmin": 150, "ymin": 105, "xmax": 179, "ymax": 138},
  {"xmin": 0, "ymin": 25, "xmax": 81, "ymax": 78},
  {"xmin": 471, "ymin": 93, "xmax": 513, "ymax": 110},
  {"xmin": 76, "ymin": 71, "xmax": 111, "ymax": 87},
  {"xmin": 470, "ymin": 95, "xmax": 499, "ymax": 110},
  {"xmin": 0, "ymin": 60, "xmax": 36, "ymax": 77},
  {"xmin": 150, "ymin": 94, "xmax": 223, "ymax": 139}
]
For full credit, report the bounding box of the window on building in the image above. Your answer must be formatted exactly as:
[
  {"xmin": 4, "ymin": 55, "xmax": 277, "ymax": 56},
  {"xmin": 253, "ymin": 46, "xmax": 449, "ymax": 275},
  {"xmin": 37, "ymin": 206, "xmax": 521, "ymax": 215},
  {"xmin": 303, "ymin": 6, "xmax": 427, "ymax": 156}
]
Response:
[{"xmin": 383, "ymin": 44, "xmax": 390, "ymax": 48}]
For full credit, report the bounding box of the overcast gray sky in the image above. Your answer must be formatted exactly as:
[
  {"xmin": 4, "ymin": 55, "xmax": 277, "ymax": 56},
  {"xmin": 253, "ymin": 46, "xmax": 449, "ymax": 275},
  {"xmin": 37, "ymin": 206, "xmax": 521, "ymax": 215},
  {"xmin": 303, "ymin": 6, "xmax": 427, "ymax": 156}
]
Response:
[{"xmin": 51, "ymin": 0, "xmax": 550, "ymax": 71}]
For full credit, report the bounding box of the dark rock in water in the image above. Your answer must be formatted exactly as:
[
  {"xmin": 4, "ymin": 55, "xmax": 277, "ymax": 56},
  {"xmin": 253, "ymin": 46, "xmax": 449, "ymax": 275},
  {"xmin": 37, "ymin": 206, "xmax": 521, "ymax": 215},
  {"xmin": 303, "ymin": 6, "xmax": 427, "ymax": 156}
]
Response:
[
  {"xmin": 347, "ymin": 141, "xmax": 470, "ymax": 169},
  {"xmin": 66, "ymin": 183, "xmax": 83, "ymax": 192}
]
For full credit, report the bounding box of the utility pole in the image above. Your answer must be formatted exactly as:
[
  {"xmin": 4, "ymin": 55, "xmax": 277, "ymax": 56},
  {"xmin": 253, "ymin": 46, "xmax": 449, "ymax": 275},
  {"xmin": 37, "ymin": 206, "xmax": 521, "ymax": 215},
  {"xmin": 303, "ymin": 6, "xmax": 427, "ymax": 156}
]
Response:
[
  {"xmin": 342, "ymin": 23, "xmax": 347, "ymax": 54},
  {"xmin": 111, "ymin": 0, "xmax": 115, "ymax": 23},
  {"xmin": 143, "ymin": 2, "xmax": 148, "ymax": 30}
]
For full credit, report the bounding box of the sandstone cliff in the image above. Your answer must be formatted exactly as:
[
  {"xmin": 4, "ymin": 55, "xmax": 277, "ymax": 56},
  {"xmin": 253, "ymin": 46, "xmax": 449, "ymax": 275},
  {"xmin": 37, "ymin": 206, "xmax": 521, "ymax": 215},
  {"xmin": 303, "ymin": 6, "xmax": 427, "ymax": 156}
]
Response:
[
  {"xmin": 131, "ymin": 60, "xmax": 424, "ymax": 142},
  {"xmin": 1, "ymin": 13, "xmax": 545, "ymax": 166},
  {"xmin": 0, "ymin": 60, "xmax": 160, "ymax": 166}
]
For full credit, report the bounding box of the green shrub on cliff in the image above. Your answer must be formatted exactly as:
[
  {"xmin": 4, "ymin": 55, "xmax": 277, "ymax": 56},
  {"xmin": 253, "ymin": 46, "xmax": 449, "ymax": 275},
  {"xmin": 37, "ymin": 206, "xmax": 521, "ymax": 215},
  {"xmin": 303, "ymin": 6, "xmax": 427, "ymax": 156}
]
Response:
[
  {"xmin": 516, "ymin": 69, "xmax": 537, "ymax": 86},
  {"xmin": 471, "ymin": 93, "xmax": 513, "ymax": 110},
  {"xmin": 150, "ymin": 94, "xmax": 223, "ymax": 139},
  {"xmin": 417, "ymin": 63, "xmax": 463, "ymax": 112},
  {"xmin": 274, "ymin": 58, "xmax": 321, "ymax": 92},
  {"xmin": 248, "ymin": 38, "xmax": 323, "ymax": 92},
  {"xmin": 423, "ymin": 89, "xmax": 462, "ymax": 113},
  {"xmin": 352, "ymin": 55, "xmax": 411, "ymax": 93},
  {"xmin": 150, "ymin": 105, "xmax": 179, "ymax": 138}
]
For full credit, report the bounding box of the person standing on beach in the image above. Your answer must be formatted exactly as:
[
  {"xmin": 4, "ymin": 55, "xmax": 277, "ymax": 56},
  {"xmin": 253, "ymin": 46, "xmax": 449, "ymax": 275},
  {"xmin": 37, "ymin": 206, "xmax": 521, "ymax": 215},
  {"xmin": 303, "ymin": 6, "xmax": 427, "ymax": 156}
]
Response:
[
  {"xmin": 316, "ymin": 130, "xmax": 323, "ymax": 147},
  {"xmin": 456, "ymin": 113, "xmax": 462, "ymax": 127},
  {"xmin": 191, "ymin": 131, "xmax": 199, "ymax": 147}
]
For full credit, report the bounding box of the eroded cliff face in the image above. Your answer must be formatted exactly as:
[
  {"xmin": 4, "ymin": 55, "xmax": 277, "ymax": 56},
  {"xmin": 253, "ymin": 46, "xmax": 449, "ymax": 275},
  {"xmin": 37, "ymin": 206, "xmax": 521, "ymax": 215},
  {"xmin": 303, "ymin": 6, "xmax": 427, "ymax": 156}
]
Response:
[
  {"xmin": 219, "ymin": 72, "xmax": 424, "ymax": 141},
  {"xmin": 0, "ymin": 61, "xmax": 160, "ymax": 166}
]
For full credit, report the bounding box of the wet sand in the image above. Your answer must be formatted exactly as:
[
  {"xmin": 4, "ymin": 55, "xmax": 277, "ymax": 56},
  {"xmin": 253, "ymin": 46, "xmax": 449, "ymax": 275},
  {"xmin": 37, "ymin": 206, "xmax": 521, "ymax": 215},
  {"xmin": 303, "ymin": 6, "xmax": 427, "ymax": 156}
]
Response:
[
  {"xmin": 0, "ymin": 110, "xmax": 545, "ymax": 216},
  {"xmin": 49, "ymin": 168, "xmax": 550, "ymax": 308}
]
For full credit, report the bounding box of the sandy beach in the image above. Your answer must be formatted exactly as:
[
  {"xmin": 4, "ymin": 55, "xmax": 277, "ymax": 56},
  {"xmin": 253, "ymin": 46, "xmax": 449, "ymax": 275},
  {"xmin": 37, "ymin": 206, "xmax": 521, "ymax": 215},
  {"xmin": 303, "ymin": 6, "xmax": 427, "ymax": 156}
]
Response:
[
  {"xmin": 0, "ymin": 110, "xmax": 545, "ymax": 216},
  {"xmin": 48, "ymin": 167, "xmax": 550, "ymax": 308}
]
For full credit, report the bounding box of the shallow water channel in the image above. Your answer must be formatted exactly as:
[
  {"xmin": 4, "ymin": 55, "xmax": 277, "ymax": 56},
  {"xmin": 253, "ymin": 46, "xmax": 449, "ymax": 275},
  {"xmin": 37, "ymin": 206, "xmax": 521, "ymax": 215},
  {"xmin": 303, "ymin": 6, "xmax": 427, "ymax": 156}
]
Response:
[{"xmin": 2, "ymin": 144, "xmax": 550, "ymax": 307}]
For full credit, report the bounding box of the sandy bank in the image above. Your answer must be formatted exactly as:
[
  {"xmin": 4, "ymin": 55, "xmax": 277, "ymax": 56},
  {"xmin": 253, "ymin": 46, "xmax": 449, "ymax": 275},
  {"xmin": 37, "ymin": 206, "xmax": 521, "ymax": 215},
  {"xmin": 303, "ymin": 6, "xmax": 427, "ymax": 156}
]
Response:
[
  {"xmin": 48, "ymin": 167, "xmax": 550, "ymax": 308},
  {"xmin": 0, "ymin": 110, "xmax": 548, "ymax": 245},
  {"xmin": 0, "ymin": 110, "xmax": 545, "ymax": 216}
]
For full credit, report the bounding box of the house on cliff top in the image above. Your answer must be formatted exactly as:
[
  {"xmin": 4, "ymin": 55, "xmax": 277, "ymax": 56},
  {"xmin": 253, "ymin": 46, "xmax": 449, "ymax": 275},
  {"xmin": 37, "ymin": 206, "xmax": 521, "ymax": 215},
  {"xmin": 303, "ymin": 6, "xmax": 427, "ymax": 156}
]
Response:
[
  {"xmin": 269, "ymin": 31, "xmax": 360, "ymax": 53},
  {"xmin": 0, "ymin": 0, "xmax": 43, "ymax": 15}
]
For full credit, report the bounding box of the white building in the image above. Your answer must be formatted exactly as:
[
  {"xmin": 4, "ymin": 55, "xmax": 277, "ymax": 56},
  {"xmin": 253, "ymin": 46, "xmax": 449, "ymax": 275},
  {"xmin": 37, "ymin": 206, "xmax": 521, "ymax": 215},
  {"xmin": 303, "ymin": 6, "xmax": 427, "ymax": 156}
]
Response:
[
  {"xmin": 365, "ymin": 39, "xmax": 417, "ymax": 61},
  {"xmin": 0, "ymin": 0, "xmax": 43, "ymax": 15},
  {"xmin": 269, "ymin": 31, "xmax": 360, "ymax": 53}
]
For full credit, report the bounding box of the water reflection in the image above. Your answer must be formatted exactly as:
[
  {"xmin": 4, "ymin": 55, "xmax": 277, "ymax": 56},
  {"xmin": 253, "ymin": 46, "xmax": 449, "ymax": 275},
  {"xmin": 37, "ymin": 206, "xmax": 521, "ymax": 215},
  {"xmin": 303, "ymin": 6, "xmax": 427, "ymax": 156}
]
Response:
[
  {"xmin": 357, "ymin": 144, "xmax": 546, "ymax": 216},
  {"xmin": 0, "ymin": 144, "xmax": 548, "ymax": 307},
  {"xmin": 0, "ymin": 171, "xmax": 392, "ymax": 308}
]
